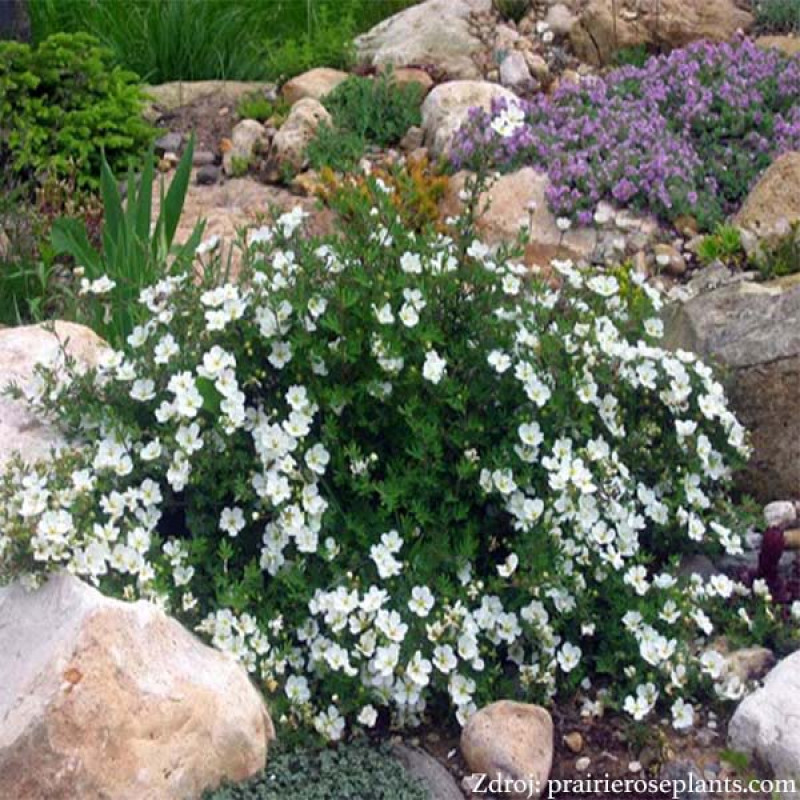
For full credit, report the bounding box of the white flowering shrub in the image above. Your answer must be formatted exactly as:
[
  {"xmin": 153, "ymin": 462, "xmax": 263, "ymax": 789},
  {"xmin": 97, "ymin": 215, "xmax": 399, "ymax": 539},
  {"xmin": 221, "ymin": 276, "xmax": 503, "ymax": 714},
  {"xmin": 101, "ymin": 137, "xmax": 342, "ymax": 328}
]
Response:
[{"xmin": 0, "ymin": 177, "xmax": 778, "ymax": 739}]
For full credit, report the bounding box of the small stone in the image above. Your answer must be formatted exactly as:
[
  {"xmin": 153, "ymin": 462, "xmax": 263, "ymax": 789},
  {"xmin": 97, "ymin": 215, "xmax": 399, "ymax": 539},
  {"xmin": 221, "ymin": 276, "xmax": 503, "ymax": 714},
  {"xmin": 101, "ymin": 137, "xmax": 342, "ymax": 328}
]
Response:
[
  {"xmin": 162, "ymin": 151, "xmax": 180, "ymax": 167},
  {"xmin": 764, "ymin": 501, "xmax": 797, "ymax": 529},
  {"xmin": 575, "ymin": 756, "xmax": 591, "ymax": 771},
  {"xmin": 525, "ymin": 52, "xmax": 550, "ymax": 81},
  {"xmin": 659, "ymin": 761, "xmax": 707, "ymax": 800},
  {"xmin": 196, "ymin": 164, "xmax": 221, "ymax": 186},
  {"xmin": 545, "ymin": 3, "xmax": 578, "ymax": 35},
  {"xmin": 725, "ymin": 647, "xmax": 776, "ymax": 684},
  {"xmin": 399, "ymin": 125, "xmax": 425, "ymax": 152},
  {"xmin": 223, "ymin": 119, "xmax": 269, "ymax": 176},
  {"xmin": 154, "ymin": 131, "xmax": 182, "ymax": 154},
  {"xmin": 193, "ymin": 150, "xmax": 217, "ymax": 167},
  {"xmin": 628, "ymin": 760, "xmax": 642, "ymax": 773},
  {"xmin": 654, "ymin": 243, "xmax": 687, "ymax": 276},
  {"xmin": 281, "ymin": 67, "xmax": 349, "ymax": 105},
  {"xmin": 563, "ymin": 732, "xmax": 583, "ymax": 753},
  {"xmin": 290, "ymin": 170, "xmax": 322, "ymax": 197},
  {"xmin": 157, "ymin": 158, "xmax": 172, "ymax": 173},
  {"xmin": 500, "ymin": 51, "xmax": 535, "ymax": 92}
]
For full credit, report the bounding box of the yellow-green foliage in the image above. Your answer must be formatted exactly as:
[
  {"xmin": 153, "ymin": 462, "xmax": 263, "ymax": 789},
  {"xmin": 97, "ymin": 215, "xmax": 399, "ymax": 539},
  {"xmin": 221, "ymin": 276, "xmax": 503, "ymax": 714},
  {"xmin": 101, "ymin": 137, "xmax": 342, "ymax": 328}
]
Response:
[{"xmin": 0, "ymin": 33, "xmax": 154, "ymax": 192}]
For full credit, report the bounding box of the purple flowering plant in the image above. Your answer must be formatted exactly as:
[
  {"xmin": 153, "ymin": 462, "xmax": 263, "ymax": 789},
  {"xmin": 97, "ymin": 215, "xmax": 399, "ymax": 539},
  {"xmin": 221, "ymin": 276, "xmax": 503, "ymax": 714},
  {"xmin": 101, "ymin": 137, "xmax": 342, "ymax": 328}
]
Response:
[{"xmin": 451, "ymin": 38, "xmax": 800, "ymax": 231}]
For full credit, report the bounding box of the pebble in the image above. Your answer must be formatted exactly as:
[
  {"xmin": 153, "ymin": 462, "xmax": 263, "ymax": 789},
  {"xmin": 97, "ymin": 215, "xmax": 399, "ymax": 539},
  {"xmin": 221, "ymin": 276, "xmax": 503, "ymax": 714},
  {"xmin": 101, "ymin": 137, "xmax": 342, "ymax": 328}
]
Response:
[
  {"xmin": 575, "ymin": 756, "xmax": 591, "ymax": 771},
  {"xmin": 196, "ymin": 164, "xmax": 221, "ymax": 186},
  {"xmin": 764, "ymin": 501, "xmax": 797, "ymax": 528},
  {"xmin": 563, "ymin": 731, "xmax": 584, "ymax": 753},
  {"xmin": 628, "ymin": 760, "xmax": 642, "ymax": 773},
  {"xmin": 154, "ymin": 131, "xmax": 182, "ymax": 154},
  {"xmin": 193, "ymin": 150, "xmax": 217, "ymax": 167}
]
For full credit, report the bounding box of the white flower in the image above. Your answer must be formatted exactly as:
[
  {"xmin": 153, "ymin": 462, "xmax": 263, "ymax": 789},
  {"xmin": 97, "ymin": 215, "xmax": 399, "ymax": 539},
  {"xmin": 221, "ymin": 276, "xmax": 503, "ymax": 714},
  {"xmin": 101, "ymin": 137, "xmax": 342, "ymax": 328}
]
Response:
[
  {"xmin": 305, "ymin": 443, "xmax": 330, "ymax": 475},
  {"xmin": 220, "ymin": 507, "xmax": 246, "ymax": 537},
  {"xmin": 422, "ymin": 349, "xmax": 447, "ymax": 384},
  {"xmin": 433, "ymin": 644, "xmax": 458, "ymax": 674},
  {"xmin": 357, "ymin": 705, "xmax": 378, "ymax": 727},
  {"xmin": 373, "ymin": 303, "xmax": 395, "ymax": 325},
  {"xmin": 400, "ymin": 252, "xmax": 423, "ymax": 274},
  {"xmin": 497, "ymin": 553, "xmax": 518, "ymax": 578},
  {"xmin": 408, "ymin": 585, "xmax": 435, "ymax": 616},
  {"xmin": 488, "ymin": 350, "xmax": 512, "ymax": 374},
  {"xmin": 557, "ymin": 642, "xmax": 582, "ymax": 673},
  {"xmin": 671, "ymin": 698, "xmax": 694, "ymax": 730},
  {"xmin": 196, "ymin": 235, "xmax": 220, "ymax": 256}
]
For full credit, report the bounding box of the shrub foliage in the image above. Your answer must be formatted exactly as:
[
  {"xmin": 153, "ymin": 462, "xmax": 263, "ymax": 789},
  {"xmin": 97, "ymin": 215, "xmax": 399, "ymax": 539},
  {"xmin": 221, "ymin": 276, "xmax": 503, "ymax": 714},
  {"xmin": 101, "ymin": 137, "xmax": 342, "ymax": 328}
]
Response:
[
  {"xmin": 0, "ymin": 33, "xmax": 154, "ymax": 192},
  {"xmin": 0, "ymin": 177, "xmax": 778, "ymax": 741}
]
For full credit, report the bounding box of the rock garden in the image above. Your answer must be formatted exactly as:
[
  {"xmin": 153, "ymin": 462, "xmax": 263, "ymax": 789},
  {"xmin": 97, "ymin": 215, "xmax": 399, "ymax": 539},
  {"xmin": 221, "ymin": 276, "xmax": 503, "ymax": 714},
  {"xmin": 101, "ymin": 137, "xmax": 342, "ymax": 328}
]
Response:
[{"xmin": 2, "ymin": 0, "xmax": 800, "ymax": 798}]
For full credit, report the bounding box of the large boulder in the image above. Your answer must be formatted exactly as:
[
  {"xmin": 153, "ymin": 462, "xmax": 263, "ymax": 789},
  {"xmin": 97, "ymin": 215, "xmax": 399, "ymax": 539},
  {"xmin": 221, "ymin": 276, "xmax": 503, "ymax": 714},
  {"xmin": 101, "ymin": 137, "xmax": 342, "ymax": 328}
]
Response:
[
  {"xmin": 354, "ymin": 0, "xmax": 491, "ymax": 80},
  {"xmin": 0, "ymin": 574, "xmax": 273, "ymax": 800},
  {"xmin": 729, "ymin": 650, "xmax": 800, "ymax": 780},
  {"xmin": 663, "ymin": 275, "xmax": 800, "ymax": 501},
  {"xmin": 268, "ymin": 98, "xmax": 332, "ymax": 177},
  {"xmin": 281, "ymin": 67, "xmax": 349, "ymax": 105},
  {"xmin": 441, "ymin": 168, "xmax": 597, "ymax": 261},
  {"xmin": 422, "ymin": 80, "xmax": 519, "ymax": 158},
  {"xmin": 0, "ymin": 323, "xmax": 106, "ymax": 472},
  {"xmin": 461, "ymin": 700, "xmax": 553, "ymax": 799},
  {"xmin": 734, "ymin": 152, "xmax": 800, "ymax": 237},
  {"xmin": 571, "ymin": 0, "xmax": 754, "ymax": 65}
]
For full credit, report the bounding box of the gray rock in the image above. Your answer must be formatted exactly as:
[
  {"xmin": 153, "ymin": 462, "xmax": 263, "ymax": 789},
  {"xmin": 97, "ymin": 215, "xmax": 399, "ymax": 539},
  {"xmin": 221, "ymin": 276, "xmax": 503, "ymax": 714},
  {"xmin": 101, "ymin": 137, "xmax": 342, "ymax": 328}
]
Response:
[
  {"xmin": 399, "ymin": 126, "xmax": 425, "ymax": 152},
  {"xmin": 663, "ymin": 275, "xmax": 800, "ymax": 501},
  {"xmin": 658, "ymin": 761, "xmax": 707, "ymax": 800},
  {"xmin": 729, "ymin": 650, "xmax": 800, "ymax": 780},
  {"xmin": 193, "ymin": 149, "xmax": 217, "ymax": 167},
  {"xmin": 545, "ymin": 3, "xmax": 578, "ymax": 36},
  {"xmin": 764, "ymin": 501, "xmax": 797, "ymax": 529},
  {"xmin": 391, "ymin": 744, "xmax": 463, "ymax": 800},
  {"xmin": 499, "ymin": 51, "xmax": 535, "ymax": 93},
  {"xmin": 196, "ymin": 164, "xmax": 221, "ymax": 185},
  {"xmin": 268, "ymin": 98, "xmax": 332, "ymax": 178},
  {"xmin": 355, "ymin": 0, "xmax": 491, "ymax": 80},
  {"xmin": 154, "ymin": 131, "xmax": 182, "ymax": 154}
]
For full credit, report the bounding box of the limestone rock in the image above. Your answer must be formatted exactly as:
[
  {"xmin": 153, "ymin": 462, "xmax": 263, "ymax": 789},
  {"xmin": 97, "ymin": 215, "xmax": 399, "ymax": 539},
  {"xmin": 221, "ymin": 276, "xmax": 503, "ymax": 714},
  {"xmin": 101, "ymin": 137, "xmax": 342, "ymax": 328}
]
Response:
[
  {"xmin": 724, "ymin": 647, "xmax": 776, "ymax": 684},
  {"xmin": 461, "ymin": 701, "xmax": 553, "ymax": 799},
  {"xmin": 144, "ymin": 80, "xmax": 275, "ymax": 116},
  {"xmin": 389, "ymin": 67, "xmax": 435, "ymax": 96},
  {"xmin": 571, "ymin": 0, "xmax": 753, "ymax": 65},
  {"xmin": 663, "ymin": 274, "xmax": 800, "ymax": 500},
  {"xmin": 355, "ymin": 0, "xmax": 491, "ymax": 80},
  {"xmin": 500, "ymin": 51, "xmax": 535, "ymax": 93},
  {"xmin": 223, "ymin": 119, "xmax": 269, "ymax": 176},
  {"xmin": 441, "ymin": 168, "xmax": 597, "ymax": 260},
  {"xmin": 734, "ymin": 152, "xmax": 800, "ymax": 237},
  {"xmin": 729, "ymin": 650, "xmax": 800, "ymax": 780},
  {"xmin": 391, "ymin": 744, "xmax": 464, "ymax": 800},
  {"xmin": 0, "ymin": 574, "xmax": 273, "ymax": 800},
  {"xmin": 421, "ymin": 80, "xmax": 519, "ymax": 158},
  {"xmin": 545, "ymin": 3, "xmax": 578, "ymax": 36},
  {"xmin": 281, "ymin": 67, "xmax": 349, "ymax": 105},
  {"xmin": 764, "ymin": 501, "xmax": 797, "ymax": 529},
  {"xmin": 0, "ymin": 323, "xmax": 106, "ymax": 472},
  {"xmin": 269, "ymin": 98, "xmax": 332, "ymax": 176}
]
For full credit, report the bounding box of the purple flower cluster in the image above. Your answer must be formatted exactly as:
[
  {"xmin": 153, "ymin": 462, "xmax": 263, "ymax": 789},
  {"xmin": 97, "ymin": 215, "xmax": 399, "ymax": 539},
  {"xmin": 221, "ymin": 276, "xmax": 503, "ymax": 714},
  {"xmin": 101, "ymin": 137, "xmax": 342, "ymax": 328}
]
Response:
[{"xmin": 451, "ymin": 38, "xmax": 800, "ymax": 230}]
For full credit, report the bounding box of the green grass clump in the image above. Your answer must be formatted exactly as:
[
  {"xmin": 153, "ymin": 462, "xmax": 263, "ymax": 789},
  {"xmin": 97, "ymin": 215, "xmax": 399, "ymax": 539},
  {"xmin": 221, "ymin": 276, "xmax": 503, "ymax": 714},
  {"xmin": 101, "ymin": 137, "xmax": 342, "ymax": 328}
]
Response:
[
  {"xmin": 755, "ymin": 0, "xmax": 800, "ymax": 33},
  {"xmin": 204, "ymin": 742, "xmax": 428, "ymax": 800},
  {"xmin": 307, "ymin": 71, "xmax": 423, "ymax": 173},
  {"xmin": 697, "ymin": 224, "xmax": 746, "ymax": 267},
  {"xmin": 0, "ymin": 188, "xmax": 60, "ymax": 326},
  {"xmin": 26, "ymin": 0, "xmax": 418, "ymax": 83}
]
